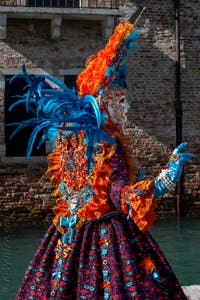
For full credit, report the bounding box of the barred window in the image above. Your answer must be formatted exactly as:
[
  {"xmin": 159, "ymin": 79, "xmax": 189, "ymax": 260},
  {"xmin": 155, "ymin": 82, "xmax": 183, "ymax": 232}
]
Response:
[
  {"xmin": 26, "ymin": 0, "xmax": 79, "ymax": 8},
  {"xmin": 25, "ymin": 0, "xmax": 119, "ymax": 9}
]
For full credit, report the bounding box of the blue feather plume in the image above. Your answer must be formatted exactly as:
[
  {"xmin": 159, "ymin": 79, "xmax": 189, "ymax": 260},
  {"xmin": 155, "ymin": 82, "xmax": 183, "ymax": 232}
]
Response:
[{"xmin": 8, "ymin": 67, "xmax": 114, "ymax": 170}]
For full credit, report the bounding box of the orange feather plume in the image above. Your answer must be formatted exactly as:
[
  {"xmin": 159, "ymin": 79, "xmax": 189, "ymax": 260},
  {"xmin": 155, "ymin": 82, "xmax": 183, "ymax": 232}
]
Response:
[{"xmin": 76, "ymin": 21, "xmax": 134, "ymax": 97}]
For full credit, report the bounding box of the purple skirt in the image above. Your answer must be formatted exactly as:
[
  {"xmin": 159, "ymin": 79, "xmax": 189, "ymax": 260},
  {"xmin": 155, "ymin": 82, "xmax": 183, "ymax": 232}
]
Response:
[{"xmin": 16, "ymin": 213, "xmax": 187, "ymax": 299}]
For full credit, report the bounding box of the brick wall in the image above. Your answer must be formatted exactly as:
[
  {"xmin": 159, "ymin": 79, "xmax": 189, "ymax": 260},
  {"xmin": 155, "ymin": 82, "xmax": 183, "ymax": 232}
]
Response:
[
  {"xmin": 0, "ymin": 1, "xmax": 199, "ymax": 224},
  {"xmin": 125, "ymin": 0, "xmax": 200, "ymax": 216},
  {"xmin": 0, "ymin": 18, "xmax": 103, "ymax": 72},
  {"xmin": 1, "ymin": 1, "xmax": 18, "ymax": 5},
  {"xmin": 0, "ymin": 158, "xmax": 54, "ymax": 224},
  {"xmin": 180, "ymin": 0, "xmax": 200, "ymax": 209}
]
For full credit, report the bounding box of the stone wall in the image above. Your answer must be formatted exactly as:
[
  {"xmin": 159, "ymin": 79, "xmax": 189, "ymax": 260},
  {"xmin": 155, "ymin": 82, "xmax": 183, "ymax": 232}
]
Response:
[
  {"xmin": 0, "ymin": 158, "xmax": 54, "ymax": 224},
  {"xmin": 0, "ymin": 1, "xmax": 199, "ymax": 224}
]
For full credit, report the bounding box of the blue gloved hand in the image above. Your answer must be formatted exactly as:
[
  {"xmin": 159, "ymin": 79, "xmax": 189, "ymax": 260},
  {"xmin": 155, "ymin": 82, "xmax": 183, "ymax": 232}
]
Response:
[
  {"xmin": 154, "ymin": 142, "xmax": 193, "ymax": 199},
  {"xmin": 168, "ymin": 142, "xmax": 192, "ymax": 182}
]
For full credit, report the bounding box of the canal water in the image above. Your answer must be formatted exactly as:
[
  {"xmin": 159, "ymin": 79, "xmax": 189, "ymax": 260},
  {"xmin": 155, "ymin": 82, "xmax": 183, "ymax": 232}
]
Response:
[{"xmin": 0, "ymin": 218, "xmax": 200, "ymax": 299}]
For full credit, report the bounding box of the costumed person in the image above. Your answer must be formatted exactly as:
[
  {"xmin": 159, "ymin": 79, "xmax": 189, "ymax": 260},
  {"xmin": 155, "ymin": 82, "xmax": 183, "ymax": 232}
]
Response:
[{"xmin": 11, "ymin": 6, "xmax": 192, "ymax": 300}]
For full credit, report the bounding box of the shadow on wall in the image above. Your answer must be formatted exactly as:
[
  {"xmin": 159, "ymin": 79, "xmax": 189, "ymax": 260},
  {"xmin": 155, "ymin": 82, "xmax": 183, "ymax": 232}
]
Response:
[
  {"xmin": 125, "ymin": 0, "xmax": 199, "ymax": 163},
  {"xmin": 4, "ymin": 19, "xmax": 103, "ymax": 73}
]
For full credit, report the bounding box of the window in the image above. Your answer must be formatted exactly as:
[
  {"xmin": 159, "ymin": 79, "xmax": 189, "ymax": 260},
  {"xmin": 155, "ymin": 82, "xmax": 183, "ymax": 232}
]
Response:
[
  {"xmin": 26, "ymin": 0, "xmax": 79, "ymax": 8},
  {"xmin": 5, "ymin": 75, "xmax": 46, "ymax": 157},
  {"xmin": 64, "ymin": 74, "xmax": 77, "ymax": 90},
  {"xmin": 26, "ymin": 0, "xmax": 119, "ymax": 8}
]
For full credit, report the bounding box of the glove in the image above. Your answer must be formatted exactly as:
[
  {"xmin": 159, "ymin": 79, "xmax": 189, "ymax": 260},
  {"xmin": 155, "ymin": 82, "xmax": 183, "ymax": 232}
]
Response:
[{"xmin": 153, "ymin": 142, "xmax": 193, "ymax": 199}]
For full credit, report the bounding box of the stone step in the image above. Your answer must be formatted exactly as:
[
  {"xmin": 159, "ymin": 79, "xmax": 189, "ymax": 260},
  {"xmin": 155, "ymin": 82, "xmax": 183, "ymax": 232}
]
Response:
[{"xmin": 182, "ymin": 286, "xmax": 200, "ymax": 300}]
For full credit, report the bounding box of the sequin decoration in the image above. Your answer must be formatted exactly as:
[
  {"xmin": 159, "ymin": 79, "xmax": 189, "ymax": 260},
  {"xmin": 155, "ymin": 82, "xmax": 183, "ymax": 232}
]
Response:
[{"xmin": 100, "ymin": 227, "xmax": 111, "ymax": 299}]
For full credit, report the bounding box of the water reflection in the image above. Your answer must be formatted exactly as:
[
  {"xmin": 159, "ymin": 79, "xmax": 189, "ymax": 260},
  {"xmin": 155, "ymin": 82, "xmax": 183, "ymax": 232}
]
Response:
[
  {"xmin": 150, "ymin": 218, "xmax": 200, "ymax": 286},
  {"xmin": 0, "ymin": 218, "xmax": 199, "ymax": 299}
]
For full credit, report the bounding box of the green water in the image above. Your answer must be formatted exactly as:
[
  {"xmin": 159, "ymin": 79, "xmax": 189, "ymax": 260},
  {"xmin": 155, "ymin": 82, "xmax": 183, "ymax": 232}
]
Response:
[{"xmin": 0, "ymin": 218, "xmax": 199, "ymax": 300}]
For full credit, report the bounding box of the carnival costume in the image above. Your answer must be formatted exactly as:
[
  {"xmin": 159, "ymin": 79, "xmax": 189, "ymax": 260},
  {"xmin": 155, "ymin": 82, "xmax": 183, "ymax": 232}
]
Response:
[{"xmin": 12, "ymin": 11, "xmax": 193, "ymax": 300}]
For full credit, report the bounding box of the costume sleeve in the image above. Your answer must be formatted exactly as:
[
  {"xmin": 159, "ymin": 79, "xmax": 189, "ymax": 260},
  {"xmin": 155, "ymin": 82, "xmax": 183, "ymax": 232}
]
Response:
[
  {"xmin": 108, "ymin": 146, "xmax": 156, "ymax": 232},
  {"xmin": 121, "ymin": 180, "xmax": 156, "ymax": 232},
  {"xmin": 108, "ymin": 145, "xmax": 130, "ymax": 209}
]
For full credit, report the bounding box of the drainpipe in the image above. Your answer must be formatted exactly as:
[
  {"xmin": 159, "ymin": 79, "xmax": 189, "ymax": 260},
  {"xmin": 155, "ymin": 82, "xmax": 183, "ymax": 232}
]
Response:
[{"xmin": 175, "ymin": 0, "xmax": 183, "ymax": 218}]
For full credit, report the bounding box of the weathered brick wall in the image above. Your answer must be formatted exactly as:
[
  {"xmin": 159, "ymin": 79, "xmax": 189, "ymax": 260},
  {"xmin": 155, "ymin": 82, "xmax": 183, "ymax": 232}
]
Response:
[
  {"xmin": 1, "ymin": 0, "xmax": 18, "ymax": 5},
  {"xmin": 127, "ymin": 0, "xmax": 176, "ymax": 164},
  {"xmin": 180, "ymin": 0, "xmax": 200, "ymax": 210},
  {"xmin": 0, "ymin": 158, "xmax": 54, "ymax": 224},
  {"xmin": 1, "ymin": 18, "xmax": 103, "ymax": 73},
  {"xmin": 0, "ymin": 1, "xmax": 199, "ymax": 224},
  {"xmin": 125, "ymin": 0, "xmax": 200, "ymax": 216}
]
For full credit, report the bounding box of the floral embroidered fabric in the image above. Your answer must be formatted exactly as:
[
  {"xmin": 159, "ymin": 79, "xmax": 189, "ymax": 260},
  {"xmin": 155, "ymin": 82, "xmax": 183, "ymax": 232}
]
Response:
[
  {"xmin": 16, "ymin": 214, "xmax": 186, "ymax": 299},
  {"xmin": 16, "ymin": 142, "xmax": 186, "ymax": 299}
]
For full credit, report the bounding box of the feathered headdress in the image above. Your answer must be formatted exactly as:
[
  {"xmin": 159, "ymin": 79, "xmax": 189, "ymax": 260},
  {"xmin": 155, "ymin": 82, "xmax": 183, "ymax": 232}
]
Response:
[
  {"xmin": 8, "ymin": 9, "xmax": 142, "ymax": 168},
  {"xmin": 77, "ymin": 6, "xmax": 145, "ymax": 101}
]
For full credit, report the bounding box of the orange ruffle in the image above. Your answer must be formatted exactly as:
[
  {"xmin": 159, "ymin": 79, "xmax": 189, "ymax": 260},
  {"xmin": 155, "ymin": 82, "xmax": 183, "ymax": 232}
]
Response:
[
  {"xmin": 76, "ymin": 21, "xmax": 134, "ymax": 97},
  {"xmin": 52, "ymin": 198, "xmax": 70, "ymax": 234},
  {"xmin": 121, "ymin": 180, "xmax": 156, "ymax": 232},
  {"xmin": 76, "ymin": 142, "xmax": 116, "ymax": 229},
  {"xmin": 46, "ymin": 131, "xmax": 117, "ymax": 233}
]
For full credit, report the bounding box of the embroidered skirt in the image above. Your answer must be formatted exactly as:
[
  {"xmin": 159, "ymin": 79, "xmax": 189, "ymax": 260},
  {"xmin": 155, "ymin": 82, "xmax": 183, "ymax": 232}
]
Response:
[{"xmin": 16, "ymin": 213, "xmax": 187, "ymax": 300}]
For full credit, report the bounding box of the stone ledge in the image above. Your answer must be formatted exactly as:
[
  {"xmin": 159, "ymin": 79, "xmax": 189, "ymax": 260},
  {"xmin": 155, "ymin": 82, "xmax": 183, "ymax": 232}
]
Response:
[
  {"xmin": 0, "ymin": 6, "xmax": 120, "ymax": 17},
  {"xmin": 182, "ymin": 286, "xmax": 200, "ymax": 300}
]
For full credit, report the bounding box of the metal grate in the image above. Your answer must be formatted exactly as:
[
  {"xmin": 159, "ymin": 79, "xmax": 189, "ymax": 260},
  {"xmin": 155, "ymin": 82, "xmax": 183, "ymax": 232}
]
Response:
[
  {"xmin": 27, "ymin": 0, "xmax": 79, "ymax": 7},
  {"xmin": 25, "ymin": 0, "xmax": 120, "ymax": 8}
]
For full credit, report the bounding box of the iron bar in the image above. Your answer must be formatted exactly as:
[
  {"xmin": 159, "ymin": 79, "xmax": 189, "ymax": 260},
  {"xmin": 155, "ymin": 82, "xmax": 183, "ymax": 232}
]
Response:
[{"xmin": 22, "ymin": 0, "xmax": 119, "ymax": 8}]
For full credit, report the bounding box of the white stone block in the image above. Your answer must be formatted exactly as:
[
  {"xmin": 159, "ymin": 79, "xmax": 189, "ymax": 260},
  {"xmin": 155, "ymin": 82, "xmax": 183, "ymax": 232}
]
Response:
[
  {"xmin": 17, "ymin": 0, "xmax": 26, "ymax": 5},
  {"xmin": 182, "ymin": 286, "xmax": 200, "ymax": 300},
  {"xmin": 0, "ymin": 14, "xmax": 7, "ymax": 40},
  {"xmin": 80, "ymin": 0, "xmax": 88, "ymax": 8},
  {"xmin": 0, "ymin": 144, "xmax": 6, "ymax": 156},
  {"xmin": 101, "ymin": 16, "xmax": 114, "ymax": 40},
  {"xmin": 0, "ymin": 80, "xmax": 5, "ymax": 89},
  {"xmin": 0, "ymin": 15, "xmax": 7, "ymax": 26},
  {"xmin": 51, "ymin": 16, "xmax": 62, "ymax": 40}
]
